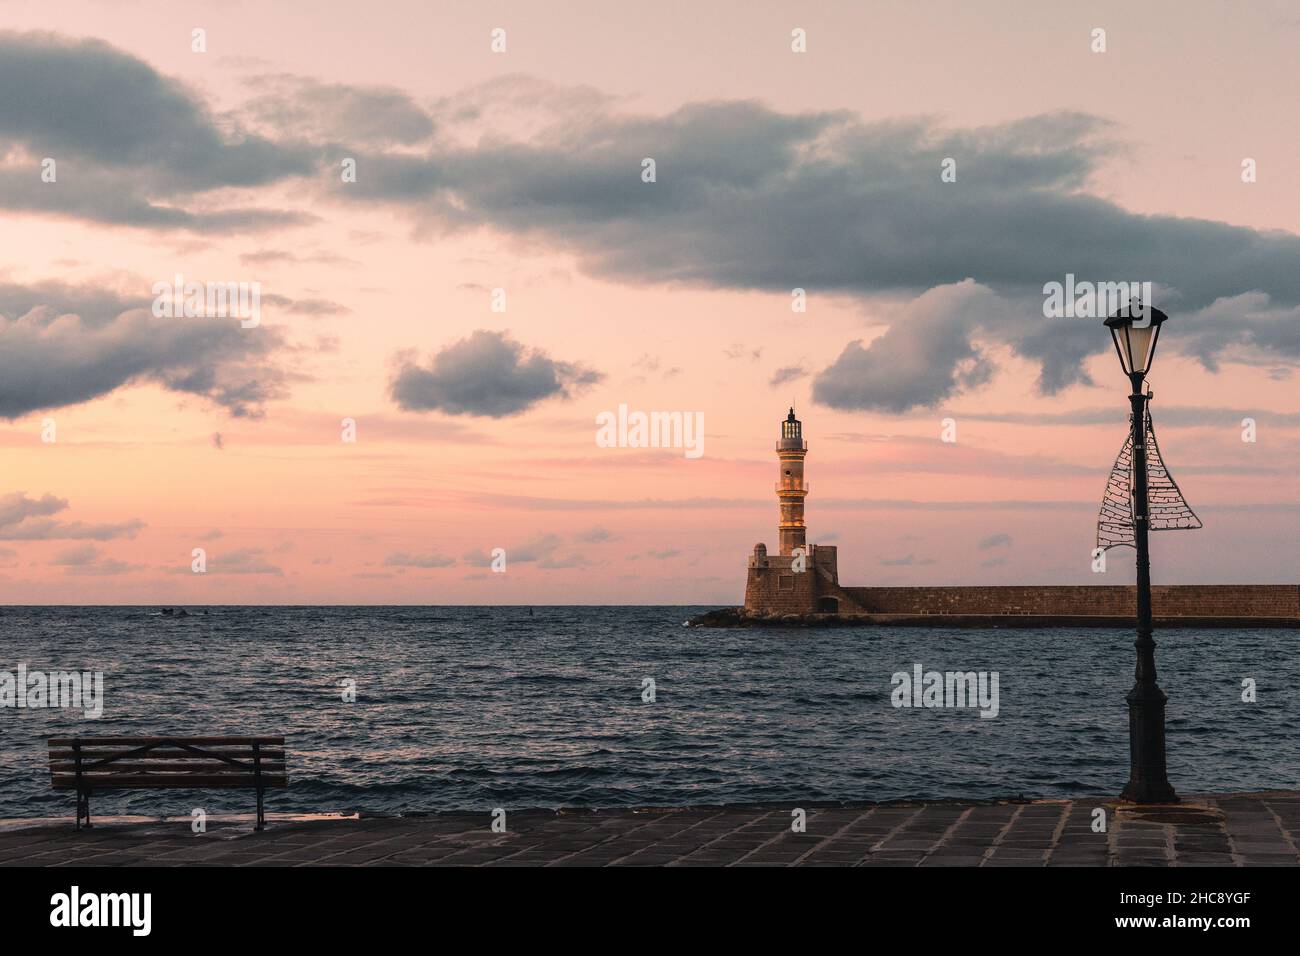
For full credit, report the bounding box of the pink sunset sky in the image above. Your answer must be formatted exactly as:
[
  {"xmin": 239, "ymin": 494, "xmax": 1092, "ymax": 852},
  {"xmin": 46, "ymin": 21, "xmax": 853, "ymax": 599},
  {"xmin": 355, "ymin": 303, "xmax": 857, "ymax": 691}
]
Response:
[{"xmin": 1, "ymin": 0, "xmax": 1298, "ymax": 604}]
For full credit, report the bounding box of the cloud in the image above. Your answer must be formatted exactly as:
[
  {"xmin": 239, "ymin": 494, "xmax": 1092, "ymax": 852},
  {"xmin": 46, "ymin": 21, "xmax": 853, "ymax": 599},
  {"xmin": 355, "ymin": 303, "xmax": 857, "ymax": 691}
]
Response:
[
  {"xmin": 389, "ymin": 329, "xmax": 601, "ymax": 417},
  {"xmin": 456, "ymin": 492, "xmax": 762, "ymax": 511},
  {"xmin": 1172, "ymin": 293, "xmax": 1300, "ymax": 373},
  {"xmin": 49, "ymin": 543, "xmax": 139, "ymax": 575},
  {"xmin": 0, "ymin": 31, "xmax": 318, "ymax": 230},
  {"xmin": 368, "ymin": 94, "xmax": 1300, "ymax": 310},
  {"xmin": 978, "ymin": 533, "xmax": 1014, "ymax": 550},
  {"xmin": 51, "ymin": 543, "xmax": 100, "ymax": 566},
  {"xmin": 724, "ymin": 344, "xmax": 763, "ymax": 362},
  {"xmin": 879, "ymin": 554, "xmax": 936, "ymax": 566},
  {"xmin": 208, "ymin": 548, "xmax": 283, "ymax": 575},
  {"xmin": 240, "ymin": 74, "xmax": 435, "ymax": 146},
  {"xmin": 260, "ymin": 293, "xmax": 351, "ymax": 316},
  {"xmin": 0, "ymin": 492, "xmax": 145, "ymax": 540},
  {"xmin": 821, "ymin": 435, "xmax": 1095, "ymax": 479},
  {"xmin": 0, "ymin": 280, "xmax": 294, "ymax": 418},
  {"xmin": 462, "ymin": 532, "xmax": 587, "ymax": 569},
  {"xmin": 8, "ymin": 40, "xmax": 1300, "ymax": 406},
  {"xmin": 239, "ymin": 248, "xmax": 360, "ymax": 268},
  {"xmin": 506, "ymin": 533, "xmax": 561, "ymax": 563},
  {"xmin": 332, "ymin": 85, "xmax": 1300, "ymax": 405},
  {"xmin": 631, "ymin": 353, "xmax": 681, "ymax": 380},
  {"xmin": 948, "ymin": 404, "xmax": 1300, "ymax": 429},
  {"xmin": 769, "ymin": 365, "xmax": 808, "ymax": 387},
  {"xmin": 813, "ymin": 280, "xmax": 999, "ymax": 412},
  {"xmin": 574, "ymin": 526, "xmax": 618, "ymax": 543},
  {"xmin": 383, "ymin": 551, "xmax": 456, "ymax": 568}
]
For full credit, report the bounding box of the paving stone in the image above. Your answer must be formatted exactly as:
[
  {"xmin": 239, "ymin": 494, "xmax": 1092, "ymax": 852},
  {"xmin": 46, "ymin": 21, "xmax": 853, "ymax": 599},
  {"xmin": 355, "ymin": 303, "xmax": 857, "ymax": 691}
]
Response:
[{"xmin": 4, "ymin": 792, "xmax": 1297, "ymax": 867}]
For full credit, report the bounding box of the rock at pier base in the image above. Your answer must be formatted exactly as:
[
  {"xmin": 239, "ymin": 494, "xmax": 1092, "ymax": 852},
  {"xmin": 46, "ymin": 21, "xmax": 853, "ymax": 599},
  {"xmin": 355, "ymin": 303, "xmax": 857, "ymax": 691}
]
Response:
[
  {"xmin": 686, "ymin": 607, "xmax": 870, "ymax": 628},
  {"xmin": 685, "ymin": 607, "xmax": 1300, "ymax": 628}
]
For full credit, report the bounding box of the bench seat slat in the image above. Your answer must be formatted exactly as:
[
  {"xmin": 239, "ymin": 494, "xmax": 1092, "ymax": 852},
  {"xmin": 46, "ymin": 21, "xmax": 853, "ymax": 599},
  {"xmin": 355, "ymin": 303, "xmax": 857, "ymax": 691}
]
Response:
[
  {"xmin": 52, "ymin": 774, "xmax": 288, "ymax": 789},
  {"xmin": 51, "ymin": 762, "xmax": 285, "ymax": 774}
]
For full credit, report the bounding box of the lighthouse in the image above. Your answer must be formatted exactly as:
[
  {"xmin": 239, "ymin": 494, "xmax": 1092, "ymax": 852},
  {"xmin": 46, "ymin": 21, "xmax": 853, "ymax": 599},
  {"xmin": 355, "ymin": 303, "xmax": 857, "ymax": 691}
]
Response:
[
  {"xmin": 776, "ymin": 407, "xmax": 808, "ymax": 555},
  {"xmin": 745, "ymin": 406, "xmax": 846, "ymax": 615}
]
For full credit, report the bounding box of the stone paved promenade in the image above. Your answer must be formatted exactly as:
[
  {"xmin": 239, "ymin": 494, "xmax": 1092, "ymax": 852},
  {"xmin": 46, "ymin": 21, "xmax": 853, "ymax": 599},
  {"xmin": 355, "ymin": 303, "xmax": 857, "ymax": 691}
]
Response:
[{"xmin": 2, "ymin": 791, "xmax": 1297, "ymax": 867}]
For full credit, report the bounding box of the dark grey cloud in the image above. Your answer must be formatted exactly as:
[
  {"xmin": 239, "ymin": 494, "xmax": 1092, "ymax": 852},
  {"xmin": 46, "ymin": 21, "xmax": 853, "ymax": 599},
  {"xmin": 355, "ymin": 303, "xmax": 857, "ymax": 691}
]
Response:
[
  {"xmin": 0, "ymin": 31, "xmax": 318, "ymax": 229},
  {"xmin": 337, "ymin": 94, "xmax": 1300, "ymax": 307},
  {"xmin": 814, "ymin": 280, "xmax": 997, "ymax": 412},
  {"xmin": 0, "ymin": 279, "xmax": 143, "ymax": 327},
  {"xmin": 0, "ymin": 280, "xmax": 293, "ymax": 419},
  {"xmin": 0, "ymin": 492, "xmax": 144, "ymax": 540},
  {"xmin": 0, "ymin": 170, "xmax": 313, "ymax": 230},
  {"xmin": 333, "ymin": 85, "xmax": 1300, "ymax": 409},
  {"xmin": 389, "ymin": 329, "xmax": 601, "ymax": 417},
  {"xmin": 1173, "ymin": 293, "xmax": 1300, "ymax": 373},
  {"xmin": 815, "ymin": 284, "xmax": 1300, "ymax": 412},
  {"xmin": 8, "ymin": 39, "xmax": 1299, "ymax": 408}
]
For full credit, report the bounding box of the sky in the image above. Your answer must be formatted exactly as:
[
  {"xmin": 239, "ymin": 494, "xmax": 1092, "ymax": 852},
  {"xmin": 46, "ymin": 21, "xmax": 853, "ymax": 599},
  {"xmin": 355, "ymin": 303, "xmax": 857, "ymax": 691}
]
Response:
[{"xmin": 1, "ymin": 0, "xmax": 1298, "ymax": 604}]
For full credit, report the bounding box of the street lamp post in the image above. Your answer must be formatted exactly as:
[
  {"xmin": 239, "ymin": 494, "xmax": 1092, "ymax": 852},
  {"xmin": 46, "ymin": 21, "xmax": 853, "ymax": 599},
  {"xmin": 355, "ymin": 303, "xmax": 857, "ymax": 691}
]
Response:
[{"xmin": 1104, "ymin": 303, "xmax": 1177, "ymax": 804}]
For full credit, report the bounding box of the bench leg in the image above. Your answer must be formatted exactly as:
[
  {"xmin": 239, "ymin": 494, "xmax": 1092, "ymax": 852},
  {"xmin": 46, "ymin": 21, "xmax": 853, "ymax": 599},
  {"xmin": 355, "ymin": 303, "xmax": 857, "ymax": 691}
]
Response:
[
  {"xmin": 255, "ymin": 788, "xmax": 265, "ymax": 831},
  {"xmin": 76, "ymin": 790, "xmax": 92, "ymax": 830}
]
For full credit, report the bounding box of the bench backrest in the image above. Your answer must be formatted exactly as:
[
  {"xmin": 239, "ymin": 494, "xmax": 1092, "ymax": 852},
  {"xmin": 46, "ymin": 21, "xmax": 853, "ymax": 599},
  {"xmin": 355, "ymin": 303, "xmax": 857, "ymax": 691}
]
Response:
[{"xmin": 48, "ymin": 736, "xmax": 287, "ymax": 790}]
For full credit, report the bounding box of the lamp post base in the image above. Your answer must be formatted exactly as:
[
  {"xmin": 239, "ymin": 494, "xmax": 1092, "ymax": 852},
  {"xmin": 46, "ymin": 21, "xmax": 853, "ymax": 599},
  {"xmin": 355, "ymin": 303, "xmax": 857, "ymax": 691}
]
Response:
[
  {"xmin": 1120, "ymin": 779, "xmax": 1179, "ymax": 804},
  {"xmin": 1121, "ymin": 684, "xmax": 1178, "ymax": 804}
]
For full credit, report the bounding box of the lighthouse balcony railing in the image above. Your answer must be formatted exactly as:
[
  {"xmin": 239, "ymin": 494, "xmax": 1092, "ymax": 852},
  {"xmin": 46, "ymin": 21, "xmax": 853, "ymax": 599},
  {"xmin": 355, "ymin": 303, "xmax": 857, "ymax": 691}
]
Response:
[
  {"xmin": 775, "ymin": 441, "xmax": 808, "ymax": 452},
  {"xmin": 775, "ymin": 482, "xmax": 809, "ymax": 493}
]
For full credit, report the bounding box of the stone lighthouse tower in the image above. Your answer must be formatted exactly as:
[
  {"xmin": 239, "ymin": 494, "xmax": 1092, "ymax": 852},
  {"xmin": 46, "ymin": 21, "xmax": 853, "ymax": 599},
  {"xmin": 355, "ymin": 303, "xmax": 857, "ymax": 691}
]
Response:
[
  {"xmin": 776, "ymin": 407, "xmax": 808, "ymax": 555},
  {"xmin": 744, "ymin": 406, "xmax": 850, "ymax": 616}
]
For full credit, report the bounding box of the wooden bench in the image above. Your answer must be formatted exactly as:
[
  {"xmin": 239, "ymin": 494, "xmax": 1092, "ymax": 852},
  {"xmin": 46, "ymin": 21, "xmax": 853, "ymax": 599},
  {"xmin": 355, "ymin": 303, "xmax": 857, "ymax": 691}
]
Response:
[{"xmin": 48, "ymin": 736, "xmax": 288, "ymax": 830}]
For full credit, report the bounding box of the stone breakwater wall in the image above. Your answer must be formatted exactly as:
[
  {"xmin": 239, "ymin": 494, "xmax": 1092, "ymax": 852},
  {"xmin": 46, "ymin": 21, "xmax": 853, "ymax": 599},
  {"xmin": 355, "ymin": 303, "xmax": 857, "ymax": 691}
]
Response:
[
  {"xmin": 841, "ymin": 584, "xmax": 1300, "ymax": 618},
  {"xmin": 693, "ymin": 584, "xmax": 1300, "ymax": 628}
]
